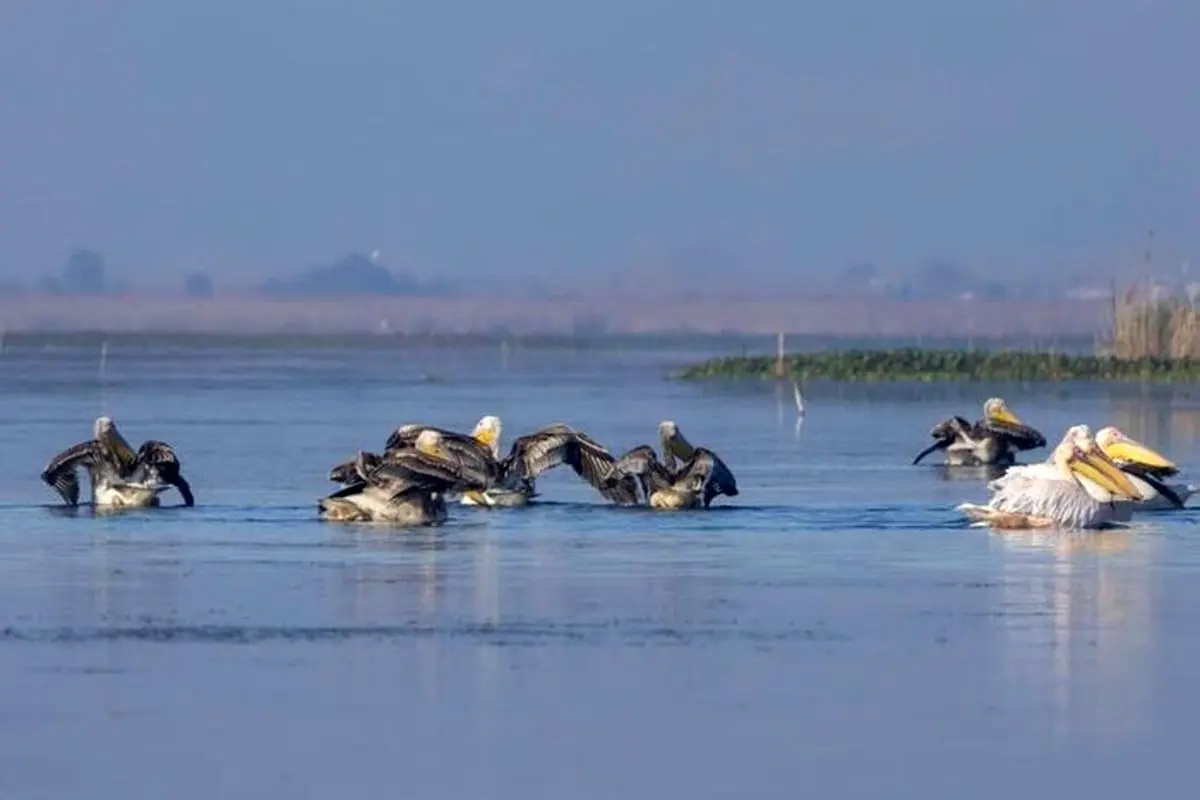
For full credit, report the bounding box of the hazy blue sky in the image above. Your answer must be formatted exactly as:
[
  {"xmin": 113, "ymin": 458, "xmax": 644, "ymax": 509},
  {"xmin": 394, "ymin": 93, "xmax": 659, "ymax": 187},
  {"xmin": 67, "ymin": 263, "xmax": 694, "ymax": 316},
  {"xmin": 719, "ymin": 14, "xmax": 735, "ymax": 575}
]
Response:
[{"xmin": 1, "ymin": 0, "xmax": 1197, "ymax": 290}]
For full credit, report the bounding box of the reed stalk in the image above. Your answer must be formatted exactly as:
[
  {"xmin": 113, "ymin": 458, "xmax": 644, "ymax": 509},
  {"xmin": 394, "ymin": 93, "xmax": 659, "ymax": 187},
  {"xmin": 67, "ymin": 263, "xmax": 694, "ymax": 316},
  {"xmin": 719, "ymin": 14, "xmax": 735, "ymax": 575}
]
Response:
[{"xmin": 1109, "ymin": 284, "xmax": 1200, "ymax": 360}]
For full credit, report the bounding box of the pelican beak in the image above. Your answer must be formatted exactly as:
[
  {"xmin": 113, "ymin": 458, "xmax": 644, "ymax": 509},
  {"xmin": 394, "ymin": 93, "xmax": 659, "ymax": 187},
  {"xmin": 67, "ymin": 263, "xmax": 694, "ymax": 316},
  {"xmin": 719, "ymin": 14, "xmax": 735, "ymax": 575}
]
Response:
[
  {"xmin": 666, "ymin": 428, "xmax": 697, "ymax": 461},
  {"xmin": 1068, "ymin": 445, "xmax": 1140, "ymax": 500},
  {"xmin": 1101, "ymin": 435, "xmax": 1177, "ymax": 472},
  {"xmin": 987, "ymin": 404, "xmax": 1024, "ymax": 427}
]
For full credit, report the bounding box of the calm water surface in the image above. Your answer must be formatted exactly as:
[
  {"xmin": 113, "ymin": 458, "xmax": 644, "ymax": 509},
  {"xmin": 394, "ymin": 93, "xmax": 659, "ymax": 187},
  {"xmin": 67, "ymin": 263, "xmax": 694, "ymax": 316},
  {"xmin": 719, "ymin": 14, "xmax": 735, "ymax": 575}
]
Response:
[{"xmin": 1, "ymin": 342, "xmax": 1199, "ymax": 798}]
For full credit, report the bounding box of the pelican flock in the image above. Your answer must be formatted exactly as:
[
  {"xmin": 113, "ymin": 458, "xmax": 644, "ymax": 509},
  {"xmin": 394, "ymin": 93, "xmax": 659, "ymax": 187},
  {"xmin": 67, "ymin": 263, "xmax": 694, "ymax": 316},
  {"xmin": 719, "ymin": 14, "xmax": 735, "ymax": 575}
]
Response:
[
  {"xmin": 956, "ymin": 425, "xmax": 1140, "ymax": 530},
  {"xmin": 32, "ymin": 395, "xmax": 1194, "ymax": 535},
  {"xmin": 318, "ymin": 416, "xmax": 735, "ymax": 523}
]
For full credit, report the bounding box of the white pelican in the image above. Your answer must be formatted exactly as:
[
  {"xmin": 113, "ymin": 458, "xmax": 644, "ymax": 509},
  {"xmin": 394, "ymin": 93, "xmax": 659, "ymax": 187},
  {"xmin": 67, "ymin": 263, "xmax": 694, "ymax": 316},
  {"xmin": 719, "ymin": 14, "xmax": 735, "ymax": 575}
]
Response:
[
  {"xmin": 319, "ymin": 430, "xmax": 491, "ymax": 525},
  {"xmin": 607, "ymin": 421, "xmax": 739, "ymax": 510},
  {"xmin": 913, "ymin": 397, "xmax": 1046, "ymax": 467},
  {"xmin": 1095, "ymin": 425, "xmax": 1196, "ymax": 510},
  {"xmin": 41, "ymin": 416, "xmax": 194, "ymax": 508},
  {"xmin": 957, "ymin": 425, "xmax": 1140, "ymax": 529}
]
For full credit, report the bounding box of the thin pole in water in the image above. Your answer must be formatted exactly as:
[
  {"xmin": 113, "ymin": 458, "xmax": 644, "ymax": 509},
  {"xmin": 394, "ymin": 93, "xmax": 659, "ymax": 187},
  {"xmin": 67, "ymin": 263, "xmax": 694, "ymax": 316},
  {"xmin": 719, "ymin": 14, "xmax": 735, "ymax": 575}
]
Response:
[{"xmin": 99, "ymin": 339, "xmax": 109, "ymax": 415}]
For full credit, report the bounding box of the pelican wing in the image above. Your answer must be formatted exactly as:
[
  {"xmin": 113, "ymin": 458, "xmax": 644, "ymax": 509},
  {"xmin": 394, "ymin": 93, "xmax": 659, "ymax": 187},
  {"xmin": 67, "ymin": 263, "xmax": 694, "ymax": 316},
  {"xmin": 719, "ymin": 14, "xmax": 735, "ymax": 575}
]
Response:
[
  {"xmin": 136, "ymin": 440, "xmax": 195, "ymax": 506},
  {"xmin": 40, "ymin": 440, "xmax": 104, "ymax": 506},
  {"xmin": 377, "ymin": 448, "xmax": 492, "ymax": 494},
  {"xmin": 385, "ymin": 425, "xmax": 499, "ymax": 484},
  {"xmin": 567, "ymin": 435, "xmax": 640, "ymax": 504},
  {"xmin": 676, "ymin": 447, "xmax": 739, "ymax": 507},
  {"xmin": 501, "ymin": 425, "xmax": 579, "ymax": 479},
  {"xmin": 912, "ymin": 416, "xmax": 973, "ymax": 464},
  {"xmin": 1124, "ymin": 467, "xmax": 1186, "ymax": 508},
  {"xmin": 977, "ymin": 418, "xmax": 1046, "ymax": 452},
  {"xmin": 385, "ymin": 424, "xmax": 483, "ymax": 455},
  {"xmin": 329, "ymin": 458, "xmax": 362, "ymax": 485},
  {"xmin": 608, "ymin": 445, "xmax": 675, "ymax": 494}
]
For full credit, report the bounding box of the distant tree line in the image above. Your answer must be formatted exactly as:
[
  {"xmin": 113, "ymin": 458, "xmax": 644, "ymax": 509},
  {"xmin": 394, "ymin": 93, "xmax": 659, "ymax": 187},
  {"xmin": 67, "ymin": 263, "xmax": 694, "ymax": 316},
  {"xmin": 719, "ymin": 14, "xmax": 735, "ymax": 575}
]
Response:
[{"xmin": 0, "ymin": 248, "xmax": 454, "ymax": 300}]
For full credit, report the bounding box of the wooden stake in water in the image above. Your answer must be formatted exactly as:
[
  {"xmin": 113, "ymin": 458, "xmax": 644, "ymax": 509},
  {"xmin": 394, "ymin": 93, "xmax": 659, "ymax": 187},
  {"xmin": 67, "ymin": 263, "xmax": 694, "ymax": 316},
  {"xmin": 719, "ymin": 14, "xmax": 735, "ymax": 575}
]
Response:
[{"xmin": 99, "ymin": 339, "xmax": 109, "ymax": 416}]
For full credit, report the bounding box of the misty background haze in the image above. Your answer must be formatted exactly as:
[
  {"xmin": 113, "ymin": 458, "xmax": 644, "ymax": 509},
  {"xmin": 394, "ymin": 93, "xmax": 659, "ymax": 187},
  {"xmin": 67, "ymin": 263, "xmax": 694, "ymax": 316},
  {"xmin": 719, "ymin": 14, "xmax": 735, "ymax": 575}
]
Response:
[{"xmin": 0, "ymin": 1, "xmax": 1197, "ymax": 312}]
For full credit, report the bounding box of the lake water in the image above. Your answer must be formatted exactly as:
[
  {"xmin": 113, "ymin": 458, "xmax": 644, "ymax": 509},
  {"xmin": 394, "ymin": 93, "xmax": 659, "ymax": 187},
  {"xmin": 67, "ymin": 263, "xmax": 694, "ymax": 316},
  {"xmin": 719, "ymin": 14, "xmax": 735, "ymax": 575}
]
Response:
[{"xmin": 1, "ymin": 339, "xmax": 1198, "ymax": 798}]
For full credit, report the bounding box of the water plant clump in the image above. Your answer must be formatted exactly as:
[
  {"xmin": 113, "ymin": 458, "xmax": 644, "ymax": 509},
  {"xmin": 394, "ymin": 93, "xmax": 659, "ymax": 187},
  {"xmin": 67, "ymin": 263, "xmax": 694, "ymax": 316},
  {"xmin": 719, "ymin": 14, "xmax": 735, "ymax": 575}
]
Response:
[{"xmin": 676, "ymin": 348, "xmax": 1200, "ymax": 382}]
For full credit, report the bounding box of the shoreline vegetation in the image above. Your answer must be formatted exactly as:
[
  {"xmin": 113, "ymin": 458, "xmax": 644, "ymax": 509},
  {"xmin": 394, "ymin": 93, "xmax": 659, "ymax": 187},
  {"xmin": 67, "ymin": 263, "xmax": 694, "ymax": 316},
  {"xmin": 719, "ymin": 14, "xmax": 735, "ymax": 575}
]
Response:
[
  {"xmin": 676, "ymin": 349, "xmax": 1200, "ymax": 382},
  {"xmin": 678, "ymin": 287, "xmax": 1200, "ymax": 383}
]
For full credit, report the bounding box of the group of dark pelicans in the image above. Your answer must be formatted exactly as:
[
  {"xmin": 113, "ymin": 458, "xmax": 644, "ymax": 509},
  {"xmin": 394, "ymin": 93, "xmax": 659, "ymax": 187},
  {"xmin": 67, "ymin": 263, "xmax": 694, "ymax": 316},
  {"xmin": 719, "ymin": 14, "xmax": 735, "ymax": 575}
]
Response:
[
  {"xmin": 37, "ymin": 415, "xmax": 739, "ymax": 527},
  {"xmin": 912, "ymin": 397, "xmax": 1196, "ymax": 530},
  {"xmin": 34, "ymin": 397, "xmax": 1194, "ymax": 531}
]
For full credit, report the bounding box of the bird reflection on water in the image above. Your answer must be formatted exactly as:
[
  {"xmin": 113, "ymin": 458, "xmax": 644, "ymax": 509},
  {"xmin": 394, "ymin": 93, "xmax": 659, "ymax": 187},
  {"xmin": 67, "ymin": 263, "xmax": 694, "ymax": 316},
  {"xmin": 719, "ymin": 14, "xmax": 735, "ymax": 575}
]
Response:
[
  {"xmin": 929, "ymin": 463, "xmax": 1009, "ymax": 484},
  {"xmin": 991, "ymin": 524, "xmax": 1155, "ymax": 745}
]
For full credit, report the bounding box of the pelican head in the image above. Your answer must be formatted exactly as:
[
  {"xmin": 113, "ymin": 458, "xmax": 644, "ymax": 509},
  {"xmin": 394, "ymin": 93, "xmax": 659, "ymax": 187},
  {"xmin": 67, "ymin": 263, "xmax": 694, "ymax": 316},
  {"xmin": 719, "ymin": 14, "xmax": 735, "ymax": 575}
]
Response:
[
  {"xmin": 1055, "ymin": 430, "xmax": 1139, "ymax": 500},
  {"xmin": 1095, "ymin": 426, "xmax": 1177, "ymax": 472},
  {"xmin": 471, "ymin": 415, "xmax": 503, "ymax": 458},
  {"xmin": 658, "ymin": 420, "xmax": 696, "ymax": 461},
  {"xmin": 415, "ymin": 429, "xmax": 448, "ymax": 460},
  {"xmin": 983, "ymin": 397, "xmax": 1024, "ymax": 427}
]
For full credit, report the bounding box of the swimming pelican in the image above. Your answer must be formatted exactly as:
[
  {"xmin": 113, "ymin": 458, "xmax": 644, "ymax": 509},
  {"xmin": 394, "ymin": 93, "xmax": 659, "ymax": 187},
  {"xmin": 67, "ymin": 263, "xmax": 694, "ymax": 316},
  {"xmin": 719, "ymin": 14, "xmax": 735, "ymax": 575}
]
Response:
[
  {"xmin": 40, "ymin": 416, "xmax": 195, "ymax": 509},
  {"xmin": 319, "ymin": 429, "xmax": 491, "ymax": 525},
  {"xmin": 329, "ymin": 416, "xmax": 504, "ymax": 505},
  {"xmin": 956, "ymin": 426, "xmax": 1140, "ymax": 529},
  {"xmin": 607, "ymin": 421, "xmax": 739, "ymax": 510},
  {"xmin": 473, "ymin": 422, "xmax": 640, "ymax": 507},
  {"xmin": 1094, "ymin": 425, "xmax": 1196, "ymax": 510},
  {"xmin": 912, "ymin": 397, "xmax": 1046, "ymax": 467}
]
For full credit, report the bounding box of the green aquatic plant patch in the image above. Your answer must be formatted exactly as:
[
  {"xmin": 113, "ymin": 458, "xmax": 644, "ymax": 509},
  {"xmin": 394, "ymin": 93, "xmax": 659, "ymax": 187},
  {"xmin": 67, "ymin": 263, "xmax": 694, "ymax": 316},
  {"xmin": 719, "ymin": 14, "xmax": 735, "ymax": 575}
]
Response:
[{"xmin": 676, "ymin": 348, "xmax": 1200, "ymax": 382}]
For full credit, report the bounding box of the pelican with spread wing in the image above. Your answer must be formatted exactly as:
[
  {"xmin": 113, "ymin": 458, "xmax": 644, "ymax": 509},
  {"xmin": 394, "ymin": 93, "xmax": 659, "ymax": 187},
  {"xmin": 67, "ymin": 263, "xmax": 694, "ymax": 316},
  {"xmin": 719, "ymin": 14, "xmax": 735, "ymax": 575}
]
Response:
[
  {"xmin": 606, "ymin": 421, "xmax": 739, "ymax": 510},
  {"xmin": 1094, "ymin": 426, "xmax": 1197, "ymax": 510},
  {"xmin": 40, "ymin": 416, "xmax": 195, "ymax": 509},
  {"xmin": 471, "ymin": 422, "xmax": 640, "ymax": 507},
  {"xmin": 913, "ymin": 397, "xmax": 1046, "ymax": 467},
  {"xmin": 319, "ymin": 429, "xmax": 492, "ymax": 525},
  {"xmin": 956, "ymin": 425, "xmax": 1140, "ymax": 529}
]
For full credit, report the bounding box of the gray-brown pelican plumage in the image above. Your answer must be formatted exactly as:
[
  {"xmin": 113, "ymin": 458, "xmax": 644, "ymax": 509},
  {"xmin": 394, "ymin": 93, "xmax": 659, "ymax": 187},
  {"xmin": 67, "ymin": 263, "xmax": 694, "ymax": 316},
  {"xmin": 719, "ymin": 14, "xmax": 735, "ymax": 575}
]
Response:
[
  {"xmin": 319, "ymin": 429, "xmax": 492, "ymax": 525},
  {"xmin": 40, "ymin": 416, "xmax": 194, "ymax": 508},
  {"xmin": 607, "ymin": 421, "xmax": 739, "ymax": 510},
  {"xmin": 330, "ymin": 416, "xmax": 504, "ymax": 501},
  {"xmin": 479, "ymin": 422, "xmax": 640, "ymax": 507},
  {"xmin": 912, "ymin": 397, "xmax": 1046, "ymax": 467}
]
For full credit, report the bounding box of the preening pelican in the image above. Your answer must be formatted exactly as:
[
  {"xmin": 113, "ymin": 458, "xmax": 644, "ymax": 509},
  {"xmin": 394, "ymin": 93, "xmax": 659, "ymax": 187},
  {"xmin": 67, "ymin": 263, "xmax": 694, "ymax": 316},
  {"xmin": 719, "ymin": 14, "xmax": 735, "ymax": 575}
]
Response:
[
  {"xmin": 607, "ymin": 421, "xmax": 739, "ymax": 510},
  {"xmin": 331, "ymin": 416, "xmax": 504, "ymax": 506},
  {"xmin": 957, "ymin": 425, "xmax": 1140, "ymax": 529},
  {"xmin": 913, "ymin": 397, "xmax": 1046, "ymax": 467},
  {"xmin": 1095, "ymin": 425, "xmax": 1196, "ymax": 510},
  {"xmin": 319, "ymin": 430, "xmax": 491, "ymax": 525},
  {"xmin": 41, "ymin": 416, "xmax": 195, "ymax": 508}
]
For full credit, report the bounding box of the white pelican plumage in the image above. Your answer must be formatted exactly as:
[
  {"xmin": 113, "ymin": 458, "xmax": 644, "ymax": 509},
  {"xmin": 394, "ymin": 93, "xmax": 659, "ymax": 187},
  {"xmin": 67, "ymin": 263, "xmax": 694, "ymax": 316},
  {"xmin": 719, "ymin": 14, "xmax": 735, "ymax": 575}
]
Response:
[
  {"xmin": 913, "ymin": 397, "xmax": 1046, "ymax": 467},
  {"xmin": 957, "ymin": 425, "xmax": 1140, "ymax": 529},
  {"xmin": 1095, "ymin": 425, "xmax": 1197, "ymax": 510},
  {"xmin": 41, "ymin": 416, "xmax": 195, "ymax": 509}
]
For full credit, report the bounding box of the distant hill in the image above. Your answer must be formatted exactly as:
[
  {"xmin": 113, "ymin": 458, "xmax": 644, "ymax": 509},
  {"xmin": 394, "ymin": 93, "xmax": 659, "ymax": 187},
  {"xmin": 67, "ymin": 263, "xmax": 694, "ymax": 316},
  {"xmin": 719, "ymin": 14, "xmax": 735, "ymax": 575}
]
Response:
[{"xmin": 259, "ymin": 253, "xmax": 454, "ymax": 298}]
